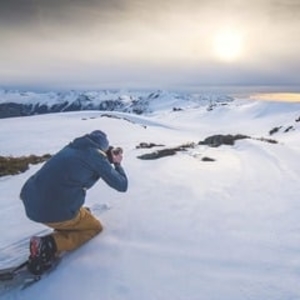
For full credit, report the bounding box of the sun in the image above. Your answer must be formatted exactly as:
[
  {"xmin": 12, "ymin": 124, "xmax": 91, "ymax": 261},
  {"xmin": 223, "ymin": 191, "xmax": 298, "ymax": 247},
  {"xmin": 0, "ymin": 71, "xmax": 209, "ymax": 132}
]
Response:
[{"xmin": 212, "ymin": 29, "xmax": 244, "ymax": 62}]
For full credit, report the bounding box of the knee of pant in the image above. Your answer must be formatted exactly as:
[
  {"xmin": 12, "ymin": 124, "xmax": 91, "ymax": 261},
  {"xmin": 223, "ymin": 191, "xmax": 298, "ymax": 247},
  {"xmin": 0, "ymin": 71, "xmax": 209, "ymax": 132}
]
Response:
[{"xmin": 95, "ymin": 220, "xmax": 103, "ymax": 234}]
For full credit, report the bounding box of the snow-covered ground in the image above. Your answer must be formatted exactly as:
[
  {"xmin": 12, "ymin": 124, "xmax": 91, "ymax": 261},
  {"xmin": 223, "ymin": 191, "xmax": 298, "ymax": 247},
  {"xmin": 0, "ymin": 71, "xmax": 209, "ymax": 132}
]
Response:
[{"xmin": 0, "ymin": 96, "xmax": 300, "ymax": 300}]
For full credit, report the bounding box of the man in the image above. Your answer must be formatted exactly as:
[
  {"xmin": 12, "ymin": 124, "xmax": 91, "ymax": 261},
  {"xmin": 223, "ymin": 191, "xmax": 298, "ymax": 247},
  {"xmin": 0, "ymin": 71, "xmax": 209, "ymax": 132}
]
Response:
[{"xmin": 20, "ymin": 130, "xmax": 128, "ymax": 275}]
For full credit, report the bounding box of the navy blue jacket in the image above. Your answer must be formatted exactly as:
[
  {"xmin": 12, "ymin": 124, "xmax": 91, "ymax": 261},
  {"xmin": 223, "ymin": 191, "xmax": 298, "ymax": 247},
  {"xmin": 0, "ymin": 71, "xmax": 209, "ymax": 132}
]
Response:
[{"xmin": 20, "ymin": 135, "xmax": 128, "ymax": 223}]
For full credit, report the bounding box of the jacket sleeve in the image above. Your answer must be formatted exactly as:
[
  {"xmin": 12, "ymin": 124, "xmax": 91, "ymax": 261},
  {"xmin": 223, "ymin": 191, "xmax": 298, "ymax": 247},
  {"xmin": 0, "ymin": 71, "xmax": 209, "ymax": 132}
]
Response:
[
  {"xmin": 90, "ymin": 149, "xmax": 128, "ymax": 192},
  {"xmin": 102, "ymin": 163, "xmax": 128, "ymax": 192}
]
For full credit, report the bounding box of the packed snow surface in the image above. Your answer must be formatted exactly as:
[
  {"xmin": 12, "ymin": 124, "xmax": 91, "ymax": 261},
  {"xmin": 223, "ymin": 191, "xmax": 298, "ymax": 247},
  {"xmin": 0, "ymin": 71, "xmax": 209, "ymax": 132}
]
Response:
[{"xmin": 0, "ymin": 95, "xmax": 300, "ymax": 300}]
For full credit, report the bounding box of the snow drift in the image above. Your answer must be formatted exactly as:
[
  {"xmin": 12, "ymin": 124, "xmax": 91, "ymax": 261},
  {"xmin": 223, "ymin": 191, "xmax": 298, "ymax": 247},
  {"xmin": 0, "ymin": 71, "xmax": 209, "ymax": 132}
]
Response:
[{"xmin": 0, "ymin": 94, "xmax": 300, "ymax": 300}]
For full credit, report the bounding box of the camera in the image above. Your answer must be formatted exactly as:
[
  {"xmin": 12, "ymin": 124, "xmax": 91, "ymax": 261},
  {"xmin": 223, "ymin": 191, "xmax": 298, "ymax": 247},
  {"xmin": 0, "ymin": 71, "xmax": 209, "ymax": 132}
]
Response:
[{"xmin": 106, "ymin": 146, "xmax": 123, "ymax": 164}]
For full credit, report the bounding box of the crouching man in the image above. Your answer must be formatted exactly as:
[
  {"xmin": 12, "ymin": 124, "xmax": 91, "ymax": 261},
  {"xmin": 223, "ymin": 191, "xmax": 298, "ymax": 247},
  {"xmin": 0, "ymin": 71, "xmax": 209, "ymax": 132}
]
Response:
[{"xmin": 20, "ymin": 130, "xmax": 128, "ymax": 275}]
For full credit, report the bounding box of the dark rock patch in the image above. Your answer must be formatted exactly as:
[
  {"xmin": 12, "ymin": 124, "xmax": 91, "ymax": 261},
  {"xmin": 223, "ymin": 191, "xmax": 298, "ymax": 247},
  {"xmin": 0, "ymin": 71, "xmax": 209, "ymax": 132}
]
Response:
[
  {"xmin": 136, "ymin": 142, "xmax": 165, "ymax": 149},
  {"xmin": 199, "ymin": 134, "xmax": 249, "ymax": 147},
  {"xmin": 0, "ymin": 154, "xmax": 52, "ymax": 177},
  {"xmin": 137, "ymin": 143, "xmax": 195, "ymax": 160},
  {"xmin": 284, "ymin": 126, "xmax": 294, "ymax": 133},
  {"xmin": 201, "ymin": 157, "xmax": 216, "ymax": 162},
  {"xmin": 269, "ymin": 126, "xmax": 282, "ymax": 135},
  {"xmin": 100, "ymin": 113, "xmax": 147, "ymax": 128},
  {"xmin": 254, "ymin": 137, "xmax": 278, "ymax": 144}
]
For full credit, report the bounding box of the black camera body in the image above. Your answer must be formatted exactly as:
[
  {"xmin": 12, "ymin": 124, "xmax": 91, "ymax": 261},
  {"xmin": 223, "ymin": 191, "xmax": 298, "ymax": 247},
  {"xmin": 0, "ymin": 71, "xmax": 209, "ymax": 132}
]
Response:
[{"xmin": 106, "ymin": 146, "xmax": 123, "ymax": 164}]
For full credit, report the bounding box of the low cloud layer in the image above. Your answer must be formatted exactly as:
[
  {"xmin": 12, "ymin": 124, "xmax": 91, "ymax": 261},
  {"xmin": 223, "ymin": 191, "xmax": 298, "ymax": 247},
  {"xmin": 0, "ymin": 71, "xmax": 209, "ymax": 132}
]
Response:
[{"xmin": 1, "ymin": 0, "xmax": 299, "ymax": 90}]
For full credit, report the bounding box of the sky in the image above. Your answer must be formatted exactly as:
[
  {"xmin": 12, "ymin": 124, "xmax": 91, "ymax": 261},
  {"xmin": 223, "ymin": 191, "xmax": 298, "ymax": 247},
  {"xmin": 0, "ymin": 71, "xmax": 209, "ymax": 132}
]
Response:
[{"xmin": 0, "ymin": 0, "xmax": 300, "ymax": 91}]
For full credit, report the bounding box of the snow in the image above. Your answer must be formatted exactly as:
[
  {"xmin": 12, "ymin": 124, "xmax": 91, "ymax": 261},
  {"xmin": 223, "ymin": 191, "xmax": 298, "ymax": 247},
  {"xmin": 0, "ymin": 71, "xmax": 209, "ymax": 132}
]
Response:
[
  {"xmin": 0, "ymin": 88, "xmax": 232, "ymax": 114},
  {"xmin": 1, "ymin": 95, "xmax": 300, "ymax": 299}
]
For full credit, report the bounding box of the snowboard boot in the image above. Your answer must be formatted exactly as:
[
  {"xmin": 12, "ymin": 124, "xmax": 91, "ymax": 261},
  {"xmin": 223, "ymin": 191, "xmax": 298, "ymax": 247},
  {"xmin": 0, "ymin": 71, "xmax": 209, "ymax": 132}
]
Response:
[
  {"xmin": 84, "ymin": 206, "xmax": 91, "ymax": 212},
  {"xmin": 27, "ymin": 235, "xmax": 57, "ymax": 275}
]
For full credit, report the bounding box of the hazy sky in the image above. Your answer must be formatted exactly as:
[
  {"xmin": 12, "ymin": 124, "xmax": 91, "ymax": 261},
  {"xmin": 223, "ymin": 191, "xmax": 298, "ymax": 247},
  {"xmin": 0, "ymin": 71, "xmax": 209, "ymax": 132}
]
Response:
[{"xmin": 0, "ymin": 0, "xmax": 300, "ymax": 91}]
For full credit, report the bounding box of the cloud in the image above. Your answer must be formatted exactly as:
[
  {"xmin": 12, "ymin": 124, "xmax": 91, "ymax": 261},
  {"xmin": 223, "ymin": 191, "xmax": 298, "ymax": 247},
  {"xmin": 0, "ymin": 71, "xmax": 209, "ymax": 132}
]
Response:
[{"xmin": 0, "ymin": 0, "xmax": 299, "ymax": 89}]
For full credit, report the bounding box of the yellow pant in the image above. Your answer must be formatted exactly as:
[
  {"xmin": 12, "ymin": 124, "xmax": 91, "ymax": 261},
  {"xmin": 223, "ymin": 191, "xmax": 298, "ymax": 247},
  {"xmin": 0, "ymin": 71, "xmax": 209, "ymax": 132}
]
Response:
[{"xmin": 45, "ymin": 207, "xmax": 103, "ymax": 253}]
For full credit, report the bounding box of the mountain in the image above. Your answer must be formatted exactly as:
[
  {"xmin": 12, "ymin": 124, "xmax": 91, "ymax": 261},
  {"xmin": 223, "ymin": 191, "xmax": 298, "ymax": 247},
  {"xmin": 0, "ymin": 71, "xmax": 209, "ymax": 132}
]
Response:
[
  {"xmin": 0, "ymin": 94, "xmax": 300, "ymax": 300},
  {"xmin": 0, "ymin": 89, "xmax": 233, "ymax": 118}
]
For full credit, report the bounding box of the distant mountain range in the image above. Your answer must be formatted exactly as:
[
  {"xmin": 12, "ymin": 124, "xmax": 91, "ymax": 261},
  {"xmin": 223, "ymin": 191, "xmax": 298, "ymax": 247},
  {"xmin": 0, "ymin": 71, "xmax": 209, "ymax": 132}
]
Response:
[{"xmin": 0, "ymin": 89, "xmax": 233, "ymax": 118}]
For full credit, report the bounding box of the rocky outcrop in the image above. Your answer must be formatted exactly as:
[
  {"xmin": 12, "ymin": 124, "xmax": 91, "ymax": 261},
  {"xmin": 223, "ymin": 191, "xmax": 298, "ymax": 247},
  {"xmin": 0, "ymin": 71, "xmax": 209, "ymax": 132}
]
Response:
[
  {"xmin": 0, "ymin": 103, "xmax": 34, "ymax": 118},
  {"xmin": 137, "ymin": 143, "xmax": 195, "ymax": 160},
  {"xmin": 0, "ymin": 154, "xmax": 51, "ymax": 177},
  {"xmin": 0, "ymin": 98, "xmax": 127, "ymax": 118},
  {"xmin": 136, "ymin": 133, "xmax": 278, "ymax": 160},
  {"xmin": 198, "ymin": 134, "xmax": 249, "ymax": 147}
]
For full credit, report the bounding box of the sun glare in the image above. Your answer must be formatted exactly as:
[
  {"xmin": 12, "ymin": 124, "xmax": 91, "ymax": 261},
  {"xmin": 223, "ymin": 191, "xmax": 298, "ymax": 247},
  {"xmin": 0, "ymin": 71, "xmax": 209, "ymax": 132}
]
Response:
[{"xmin": 212, "ymin": 29, "xmax": 244, "ymax": 62}]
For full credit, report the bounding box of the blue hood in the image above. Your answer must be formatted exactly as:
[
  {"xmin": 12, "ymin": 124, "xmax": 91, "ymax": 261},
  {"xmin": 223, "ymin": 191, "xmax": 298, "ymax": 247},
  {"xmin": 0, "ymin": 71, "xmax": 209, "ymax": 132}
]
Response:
[{"xmin": 70, "ymin": 130, "xmax": 109, "ymax": 151}]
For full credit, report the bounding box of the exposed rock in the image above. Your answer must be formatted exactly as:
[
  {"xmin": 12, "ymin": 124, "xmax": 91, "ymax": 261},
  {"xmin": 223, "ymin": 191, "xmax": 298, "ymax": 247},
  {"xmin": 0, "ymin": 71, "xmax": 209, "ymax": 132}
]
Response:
[
  {"xmin": 137, "ymin": 149, "xmax": 177, "ymax": 160},
  {"xmin": 0, "ymin": 154, "xmax": 51, "ymax": 177},
  {"xmin": 100, "ymin": 114, "xmax": 147, "ymax": 128},
  {"xmin": 269, "ymin": 126, "xmax": 282, "ymax": 135},
  {"xmin": 137, "ymin": 132, "xmax": 279, "ymax": 161},
  {"xmin": 254, "ymin": 137, "xmax": 278, "ymax": 144},
  {"xmin": 199, "ymin": 134, "xmax": 249, "ymax": 147},
  {"xmin": 284, "ymin": 126, "xmax": 294, "ymax": 133},
  {"xmin": 136, "ymin": 142, "xmax": 165, "ymax": 149},
  {"xmin": 0, "ymin": 103, "xmax": 33, "ymax": 118},
  {"xmin": 137, "ymin": 143, "xmax": 195, "ymax": 160},
  {"xmin": 202, "ymin": 157, "xmax": 216, "ymax": 162}
]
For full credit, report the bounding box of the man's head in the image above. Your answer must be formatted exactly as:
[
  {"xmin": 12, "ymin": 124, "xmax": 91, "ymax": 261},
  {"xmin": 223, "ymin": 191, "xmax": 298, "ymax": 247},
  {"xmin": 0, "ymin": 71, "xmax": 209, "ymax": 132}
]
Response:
[{"xmin": 88, "ymin": 130, "xmax": 109, "ymax": 151}]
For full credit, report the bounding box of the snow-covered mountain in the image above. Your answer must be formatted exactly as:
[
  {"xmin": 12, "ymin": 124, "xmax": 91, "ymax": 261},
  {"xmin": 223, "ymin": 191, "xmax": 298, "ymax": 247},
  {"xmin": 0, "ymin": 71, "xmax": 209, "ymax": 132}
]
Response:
[
  {"xmin": 0, "ymin": 89, "xmax": 233, "ymax": 118},
  {"xmin": 1, "ymin": 93, "xmax": 300, "ymax": 300}
]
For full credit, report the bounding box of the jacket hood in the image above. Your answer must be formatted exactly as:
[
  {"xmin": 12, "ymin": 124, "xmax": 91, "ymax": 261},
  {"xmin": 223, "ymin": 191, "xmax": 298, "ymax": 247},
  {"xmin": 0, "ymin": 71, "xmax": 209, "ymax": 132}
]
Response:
[{"xmin": 70, "ymin": 130, "xmax": 109, "ymax": 151}]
